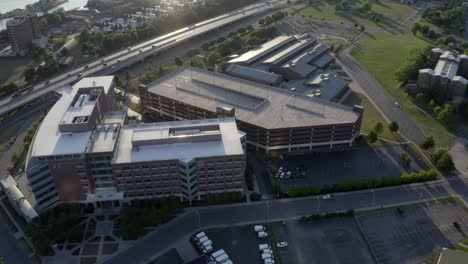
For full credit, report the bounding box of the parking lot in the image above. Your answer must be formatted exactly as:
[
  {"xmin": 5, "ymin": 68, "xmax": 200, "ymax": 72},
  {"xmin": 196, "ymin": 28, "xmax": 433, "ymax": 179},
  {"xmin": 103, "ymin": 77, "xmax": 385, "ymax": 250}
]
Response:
[
  {"xmin": 272, "ymin": 218, "xmax": 375, "ymax": 264},
  {"xmin": 273, "ymin": 145, "xmax": 427, "ymax": 192},
  {"xmin": 207, "ymin": 225, "xmax": 273, "ymax": 264},
  {"xmin": 356, "ymin": 199, "xmax": 468, "ymax": 264}
]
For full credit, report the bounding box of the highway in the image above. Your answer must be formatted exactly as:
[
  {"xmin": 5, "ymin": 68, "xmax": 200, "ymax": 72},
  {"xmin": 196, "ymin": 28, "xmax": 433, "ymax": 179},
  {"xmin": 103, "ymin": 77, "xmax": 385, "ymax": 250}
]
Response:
[{"xmin": 0, "ymin": 0, "xmax": 289, "ymax": 116}]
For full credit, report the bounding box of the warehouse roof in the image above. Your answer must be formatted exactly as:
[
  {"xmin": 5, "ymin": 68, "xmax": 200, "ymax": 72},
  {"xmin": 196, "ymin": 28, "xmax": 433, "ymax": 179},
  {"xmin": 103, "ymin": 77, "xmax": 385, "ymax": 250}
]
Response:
[
  {"xmin": 228, "ymin": 35, "xmax": 295, "ymax": 65},
  {"xmin": 262, "ymin": 38, "xmax": 315, "ymax": 67},
  {"xmin": 145, "ymin": 67, "xmax": 361, "ymax": 129},
  {"xmin": 226, "ymin": 64, "xmax": 283, "ymax": 85}
]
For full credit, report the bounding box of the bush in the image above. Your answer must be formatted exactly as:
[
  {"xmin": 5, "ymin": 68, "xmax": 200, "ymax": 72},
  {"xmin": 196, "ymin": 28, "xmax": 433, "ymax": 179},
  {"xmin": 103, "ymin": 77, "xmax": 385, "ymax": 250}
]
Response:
[
  {"xmin": 431, "ymin": 148, "xmax": 454, "ymax": 172},
  {"xmin": 420, "ymin": 136, "xmax": 435, "ymax": 149},
  {"xmin": 388, "ymin": 121, "xmax": 399, "ymax": 133},
  {"xmin": 288, "ymin": 170, "xmax": 437, "ymax": 197},
  {"xmin": 367, "ymin": 131, "xmax": 378, "ymax": 143},
  {"xmin": 250, "ymin": 192, "xmax": 262, "ymax": 201}
]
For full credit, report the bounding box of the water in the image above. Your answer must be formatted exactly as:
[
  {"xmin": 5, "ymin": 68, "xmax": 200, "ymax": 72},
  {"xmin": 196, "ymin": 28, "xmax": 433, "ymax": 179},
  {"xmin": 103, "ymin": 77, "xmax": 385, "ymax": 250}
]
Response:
[{"xmin": 0, "ymin": 0, "xmax": 89, "ymax": 30}]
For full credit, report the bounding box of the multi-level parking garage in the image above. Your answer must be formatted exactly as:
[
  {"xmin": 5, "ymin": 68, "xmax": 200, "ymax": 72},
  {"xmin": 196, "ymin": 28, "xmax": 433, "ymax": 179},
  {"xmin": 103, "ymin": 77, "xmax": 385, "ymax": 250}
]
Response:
[{"xmin": 0, "ymin": 0, "xmax": 289, "ymax": 116}]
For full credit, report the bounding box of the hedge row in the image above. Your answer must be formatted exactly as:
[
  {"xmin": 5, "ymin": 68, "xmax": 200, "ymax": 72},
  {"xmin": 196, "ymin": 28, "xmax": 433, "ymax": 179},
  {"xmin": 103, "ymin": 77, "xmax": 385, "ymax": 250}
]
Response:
[
  {"xmin": 298, "ymin": 210, "xmax": 355, "ymax": 223},
  {"xmin": 288, "ymin": 170, "xmax": 437, "ymax": 198}
]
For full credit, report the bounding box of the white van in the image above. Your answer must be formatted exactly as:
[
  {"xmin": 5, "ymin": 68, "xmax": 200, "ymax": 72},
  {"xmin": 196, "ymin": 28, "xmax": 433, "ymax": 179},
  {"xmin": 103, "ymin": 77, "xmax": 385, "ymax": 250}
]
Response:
[
  {"xmin": 258, "ymin": 231, "xmax": 268, "ymax": 238},
  {"xmin": 198, "ymin": 236, "xmax": 209, "ymax": 244},
  {"xmin": 202, "ymin": 240, "xmax": 212, "ymax": 247},
  {"xmin": 211, "ymin": 249, "xmax": 226, "ymax": 258},
  {"xmin": 259, "ymin": 244, "xmax": 270, "ymax": 251},
  {"xmin": 264, "ymin": 258, "xmax": 275, "ymax": 264},
  {"xmin": 195, "ymin": 232, "xmax": 206, "ymax": 239},
  {"xmin": 254, "ymin": 225, "xmax": 264, "ymax": 232},
  {"xmin": 261, "ymin": 253, "xmax": 272, "ymax": 260},
  {"xmin": 215, "ymin": 253, "xmax": 229, "ymax": 263}
]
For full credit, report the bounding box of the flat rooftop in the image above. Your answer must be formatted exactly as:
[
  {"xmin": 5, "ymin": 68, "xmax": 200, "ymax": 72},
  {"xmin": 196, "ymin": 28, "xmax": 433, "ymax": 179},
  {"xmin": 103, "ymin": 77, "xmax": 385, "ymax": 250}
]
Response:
[
  {"xmin": 225, "ymin": 64, "xmax": 282, "ymax": 85},
  {"xmin": 145, "ymin": 67, "xmax": 361, "ymax": 129},
  {"xmin": 434, "ymin": 51, "xmax": 460, "ymax": 79},
  {"xmin": 261, "ymin": 38, "xmax": 315, "ymax": 66},
  {"xmin": 113, "ymin": 118, "xmax": 244, "ymax": 164},
  {"xmin": 30, "ymin": 76, "xmax": 115, "ymax": 158},
  {"xmin": 228, "ymin": 35, "xmax": 295, "ymax": 65}
]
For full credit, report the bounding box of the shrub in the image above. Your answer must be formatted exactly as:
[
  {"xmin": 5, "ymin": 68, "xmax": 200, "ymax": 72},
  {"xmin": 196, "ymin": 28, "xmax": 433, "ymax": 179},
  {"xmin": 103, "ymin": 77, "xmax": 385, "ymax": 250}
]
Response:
[
  {"xmin": 420, "ymin": 136, "xmax": 435, "ymax": 149},
  {"xmin": 288, "ymin": 170, "xmax": 437, "ymax": 197},
  {"xmin": 431, "ymin": 148, "xmax": 454, "ymax": 172}
]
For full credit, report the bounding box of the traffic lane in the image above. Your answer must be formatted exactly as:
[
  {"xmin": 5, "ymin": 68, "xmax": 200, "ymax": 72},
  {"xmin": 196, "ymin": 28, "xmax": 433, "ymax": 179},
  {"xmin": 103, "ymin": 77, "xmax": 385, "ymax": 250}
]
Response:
[{"xmin": 0, "ymin": 217, "xmax": 31, "ymax": 264}]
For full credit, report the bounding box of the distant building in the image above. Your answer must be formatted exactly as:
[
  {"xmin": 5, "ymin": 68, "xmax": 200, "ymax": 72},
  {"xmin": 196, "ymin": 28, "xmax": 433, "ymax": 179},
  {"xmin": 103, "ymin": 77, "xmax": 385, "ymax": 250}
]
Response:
[
  {"xmin": 417, "ymin": 48, "xmax": 468, "ymax": 103},
  {"xmin": 14, "ymin": 76, "xmax": 246, "ymax": 213},
  {"xmin": 6, "ymin": 15, "xmax": 41, "ymax": 53}
]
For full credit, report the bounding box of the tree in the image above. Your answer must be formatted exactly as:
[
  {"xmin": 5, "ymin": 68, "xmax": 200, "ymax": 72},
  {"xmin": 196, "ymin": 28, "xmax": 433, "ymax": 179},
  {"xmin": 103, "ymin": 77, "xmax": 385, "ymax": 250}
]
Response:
[
  {"xmin": 434, "ymin": 105, "xmax": 442, "ymax": 114},
  {"xmin": 10, "ymin": 151, "xmax": 19, "ymax": 164},
  {"xmin": 415, "ymin": 93, "xmax": 426, "ymax": 103},
  {"xmin": 401, "ymin": 152, "xmax": 412, "ymax": 166},
  {"xmin": 360, "ymin": 25, "xmax": 365, "ymax": 31},
  {"xmin": 411, "ymin": 22, "xmax": 422, "ymax": 35},
  {"xmin": 24, "ymin": 67, "xmax": 37, "ymax": 83},
  {"xmin": 367, "ymin": 131, "xmax": 378, "ymax": 143},
  {"xmin": 429, "ymin": 99, "xmax": 436, "ymax": 107},
  {"xmin": 207, "ymin": 52, "xmax": 220, "ymax": 67},
  {"xmin": 388, "ymin": 121, "xmax": 399, "ymax": 133},
  {"xmin": 431, "ymin": 148, "xmax": 454, "ymax": 172},
  {"xmin": 125, "ymin": 71, "xmax": 134, "ymax": 81},
  {"xmin": 374, "ymin": 122, "xmax": 384, "ymax": 134},
  {"xmin": 174, "ymin": 57, "xmax": 183, "ymax": 66},
  {"xmin": 436, "ymin": 104, "xmax": 453, "ymax": 123},
  {"xmin": 420, "ymin": 136, "xmax": 435, "ymax": 149}
]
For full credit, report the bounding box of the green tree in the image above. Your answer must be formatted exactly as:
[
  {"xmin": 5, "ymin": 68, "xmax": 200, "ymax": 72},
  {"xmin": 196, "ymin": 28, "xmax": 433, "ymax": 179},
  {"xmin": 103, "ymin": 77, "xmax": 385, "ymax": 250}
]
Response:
[
  {"xmin": 367, "ymin": 131, "xmax": 378, "ymax": 143},
  {"xmin": 10, "ymin": 151, "xmax": 19, "ymax": 164},
  {"xmin": 431, "ymin": 148, "xmax": 454, "ymax": 172},
  {"xmin": 374, "ymin": 122, "xmax": 384, "ymax": 134},
  {"xmin": 24, "ymin": 67, "xmax": 37, "ymax": 83},
  {"xmin": 174, "ymin": 57, "xmax": 183, "ymax": 66},
  {"xmin": 420, "ymin": 136, "xmax": 435, "ymax": 149},
  {"xmin": 207, "ymin": 52, "xmax": 220, "ymax": 67},
  {"xmin": 436, "ymin": 104, "xmax": 453, "ymax": 123},
  {"xmin": 388, "ymin": 121, "xmax": 399, "ymax": 133},
  {"xmin": 411, "ymin": 22, "xmax": 421, "ymax": 35}
]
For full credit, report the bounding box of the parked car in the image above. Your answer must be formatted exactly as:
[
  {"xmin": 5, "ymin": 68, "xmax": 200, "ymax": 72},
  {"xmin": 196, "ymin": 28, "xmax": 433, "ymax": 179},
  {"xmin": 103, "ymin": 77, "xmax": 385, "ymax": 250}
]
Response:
[
  {"xmin": 264, "ymin": 258, "xmax": 275, "ymax": 264},
  {"xmin": 286, "ymin": 171, "xmax": 292, "ymax": 179},
  {"xmin": 258, "ymin": 231, "xmax": 268, "ymax": 238},
  {"xmin": 262, "ymin": 249, "xmax": 273, "ymax": 254},
  {"xmin": 277, "ymin": 242, "xmax": 288, "ymax": 248},
  {"xmin": 44, "ymin": 80, "xmax": 50, "ymax": 85},
  {"xmin": 280, "ymin": 172, "xmax": 285, "ymax": 179},
  {"xmin": 254, "ymin": 225, "xmax": 265, "ymax": 232},
  {"xmin": 259, "ymin": 244, "xmax": 270, "ymax": 251},
  {"xmin": 395, "ymin": 101, "xmax": 400, "ymax": 107},
  {"xmin": 322, "ymin": 194, "xmax": 335, "ymax": 200}
]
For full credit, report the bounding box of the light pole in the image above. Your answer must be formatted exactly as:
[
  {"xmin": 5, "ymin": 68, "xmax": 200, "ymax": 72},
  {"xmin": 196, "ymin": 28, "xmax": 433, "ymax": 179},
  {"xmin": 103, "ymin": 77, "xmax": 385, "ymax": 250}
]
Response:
[{"xmin": 371, "ymin": 189, "xmax": 375, "ymax": 207}]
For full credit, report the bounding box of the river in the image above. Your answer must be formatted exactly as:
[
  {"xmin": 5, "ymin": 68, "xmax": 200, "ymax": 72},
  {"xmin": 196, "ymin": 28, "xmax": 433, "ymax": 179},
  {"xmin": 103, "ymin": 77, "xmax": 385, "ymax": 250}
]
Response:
[{"xmin": 0, "ymin": 0, "xmax": 89, "ymax": 30}]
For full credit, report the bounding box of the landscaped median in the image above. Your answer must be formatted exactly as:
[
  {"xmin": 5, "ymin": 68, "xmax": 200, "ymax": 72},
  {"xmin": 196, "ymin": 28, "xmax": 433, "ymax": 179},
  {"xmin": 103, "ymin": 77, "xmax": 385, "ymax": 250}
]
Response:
[{"xmin": 287, "ymin": 170, "xmax": 438, "ymax": 198}]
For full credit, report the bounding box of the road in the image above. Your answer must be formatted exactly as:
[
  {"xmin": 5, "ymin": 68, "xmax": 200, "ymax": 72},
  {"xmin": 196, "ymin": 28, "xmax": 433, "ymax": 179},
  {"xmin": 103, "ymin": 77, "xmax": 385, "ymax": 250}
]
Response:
[
  {"xmin": 0, "ymin": 0, "xmax": 289, "ymax": 116},
  {"xmin": 335, "ymin": 5, "xmax": 428, "ymax": 144},
  {"xmin": 103, "ymin": 176, "xmax": 468, "ymax": 264}
]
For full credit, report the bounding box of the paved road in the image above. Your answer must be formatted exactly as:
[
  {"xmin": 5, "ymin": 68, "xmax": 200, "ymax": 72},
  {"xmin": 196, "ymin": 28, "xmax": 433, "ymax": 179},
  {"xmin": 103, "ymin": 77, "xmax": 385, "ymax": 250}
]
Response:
[
  {"xmin": 103, "ymin": 176, "xmax": 468, "ymax": 264},
  {"xmin": 0, "ymin": 0, "xmax": 289, "ymax": 116},
  {"xmin": 335, "ymin": 4, "xmax": 427, "ymax": 144}
]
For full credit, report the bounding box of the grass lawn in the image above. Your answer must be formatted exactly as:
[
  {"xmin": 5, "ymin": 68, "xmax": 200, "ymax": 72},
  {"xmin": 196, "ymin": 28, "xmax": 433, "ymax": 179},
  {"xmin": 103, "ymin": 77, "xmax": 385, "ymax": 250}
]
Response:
[
  {"xmin": 0, "ymin": 202, "xmax": 18, "ymax": 233},
  {"xmin": 453, "ymin": 244, "xmax": 468, "ymax": 253},
  {"xmin": 102, "ymin": 243, "xmax": 119, "ymax": 255},
  {"xmin": 342, "ymin": 91, "xmax": 402, "ymax": 142},
  {"xmin": 82, "ymin": 244, "xmax": 99, "ymax": 255},
  {"xmin": 351, "ymin": 31, "xmax": 454, "ymax": 147},
  {"xmin": 0, "ymin": 56, "xmax": 36, "ymax": 84},
  {"xmin": 298, "ymin": 0, "xmax": 415, "ymax": 29}
]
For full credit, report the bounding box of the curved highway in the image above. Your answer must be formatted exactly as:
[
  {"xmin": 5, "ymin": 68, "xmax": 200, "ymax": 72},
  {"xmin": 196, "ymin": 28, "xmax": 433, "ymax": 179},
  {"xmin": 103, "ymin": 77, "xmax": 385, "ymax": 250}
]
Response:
[{"xmin": 0, "ymin": 0, "xmax": 289, "ymax": 116}]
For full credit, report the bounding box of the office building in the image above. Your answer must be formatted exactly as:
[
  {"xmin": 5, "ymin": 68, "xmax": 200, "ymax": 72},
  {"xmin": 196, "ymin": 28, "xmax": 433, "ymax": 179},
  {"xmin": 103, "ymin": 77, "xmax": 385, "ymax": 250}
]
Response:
[
  {"xmin": 6, "ymin": 15, "xmax": 42, "ymax": 53},
  {"xmin": 12, "ymin": 76, "xmax": 245, "ymax": 213}
]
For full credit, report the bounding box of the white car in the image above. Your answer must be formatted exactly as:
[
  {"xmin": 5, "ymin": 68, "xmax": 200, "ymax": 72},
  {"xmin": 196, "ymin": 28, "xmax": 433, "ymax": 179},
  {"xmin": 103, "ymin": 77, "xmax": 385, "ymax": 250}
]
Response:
[
  {"xmin": 277, "ymin": 242, "xmax": 288, "ymax": 248},
  {"xmin": 278, "ymin": 167, "xmax": 283, "ymax": 173},
  {"xmin": 263, "ymin": 248, "xmax": 273, "ymax": 254},
  {"xmin": 322, "ymin": 194, "xmax": 335, "ymax": 200},
  {"xmin": 286, "ymin": 171, "xmax": 292, "ymax": 179},
  {"xmin": 258, "ymin": 231, "xmax": 268, "ymax": 238},
  {"xmin": 280, "ymin": 172, "xmax": 285, "ymax": 179},
  {"xmin": 395, "ymin": 101, "xmax": 400, "ymax": 107}
]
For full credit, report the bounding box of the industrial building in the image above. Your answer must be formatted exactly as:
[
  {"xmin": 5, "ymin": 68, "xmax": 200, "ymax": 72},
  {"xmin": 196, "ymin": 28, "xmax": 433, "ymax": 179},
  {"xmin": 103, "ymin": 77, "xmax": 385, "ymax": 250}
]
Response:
[
  {"xmin": 417, "ymin": 48, "xmax": 468, "ymax": 103},
  {"xmin": 140, "ymin": 67, "xmax": 363, "ymax": 153},
  {"xmin": 10, "ymin": 76, "xmax": 245, "ymax": 213},
  {"xmin": 225, "ymin": 34, "xmax": 347, "ymax": 102},
  {"xmin": 6, "ymin": 15, "xmax": 42, "ymax": 53}
]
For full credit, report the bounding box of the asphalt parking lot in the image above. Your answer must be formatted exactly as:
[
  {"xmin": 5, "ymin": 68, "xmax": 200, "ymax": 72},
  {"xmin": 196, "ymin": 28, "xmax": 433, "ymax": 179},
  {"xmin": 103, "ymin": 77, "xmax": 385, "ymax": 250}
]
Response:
[
  {"xmin": 356, "ymin": 199, "xmax": 468, "ymax": 264},
  {"xmin": 273, "ymin": 217, "xmax": 375, "ymax": 264},
  {"xmin": 207, "ymin": 226, "xmax": 272, "ymax": 264},
  {"xmin": 274, "ymin": 145, "xmax": 427, "ymax": 191}
]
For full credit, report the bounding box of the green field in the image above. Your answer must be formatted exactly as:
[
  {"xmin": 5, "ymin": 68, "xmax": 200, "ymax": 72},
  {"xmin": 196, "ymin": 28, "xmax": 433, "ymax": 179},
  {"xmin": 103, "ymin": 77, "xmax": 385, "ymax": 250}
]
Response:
[
  {"xmin": 298, "ymin": 0, "xmax": 415, "ymax": 29},
  {"xmin": 351, "ymin": 31, "xmax": 454, "ymax": 147},
  {"xmin": 343, "ymin": 91, "xmax": 402, "ymax": 143}
]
